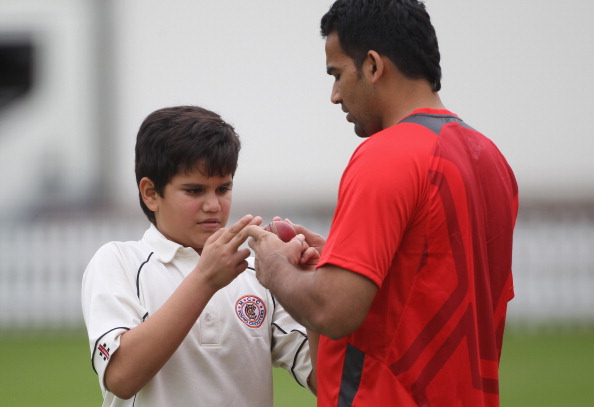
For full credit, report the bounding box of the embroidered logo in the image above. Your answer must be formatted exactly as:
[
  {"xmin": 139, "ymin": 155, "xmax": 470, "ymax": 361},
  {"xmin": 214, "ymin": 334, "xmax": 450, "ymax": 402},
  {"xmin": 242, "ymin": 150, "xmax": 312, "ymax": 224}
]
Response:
[
  {"xmin": 98, "ymin": 343, "xmax": 110, "ymax": 361},
  {"xmin": 235, "ymin": 295, "xmax": 266, "ymax": 328}
]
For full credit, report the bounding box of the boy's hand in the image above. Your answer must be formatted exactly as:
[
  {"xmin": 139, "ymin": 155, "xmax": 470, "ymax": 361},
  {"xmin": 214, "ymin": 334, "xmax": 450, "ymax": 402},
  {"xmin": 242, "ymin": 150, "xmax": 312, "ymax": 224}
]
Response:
[{"xmin": 196, "ymin": 215, "xmax": 262, "ymax": 290}]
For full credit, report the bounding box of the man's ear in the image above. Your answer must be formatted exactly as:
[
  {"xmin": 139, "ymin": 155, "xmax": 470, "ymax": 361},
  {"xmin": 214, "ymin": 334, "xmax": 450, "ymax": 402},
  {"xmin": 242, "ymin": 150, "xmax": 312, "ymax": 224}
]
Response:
[
  {"xmin": 365, "ymin": 50, "xmax": 384, "ymax": 83},
  {"xmin": 139, "ymin": 177, "xmax": 159, "ymax": 211}
]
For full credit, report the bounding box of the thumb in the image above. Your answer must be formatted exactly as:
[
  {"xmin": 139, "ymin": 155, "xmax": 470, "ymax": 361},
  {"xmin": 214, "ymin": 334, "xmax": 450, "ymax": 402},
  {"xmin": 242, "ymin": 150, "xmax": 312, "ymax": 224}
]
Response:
[
  {"xmin": 287, "ymin": 234, "xmax": 307, "ymax": 250},
  {"xmin": 290, "ymin": 233, "xmax": 306, "ymax": 243}
]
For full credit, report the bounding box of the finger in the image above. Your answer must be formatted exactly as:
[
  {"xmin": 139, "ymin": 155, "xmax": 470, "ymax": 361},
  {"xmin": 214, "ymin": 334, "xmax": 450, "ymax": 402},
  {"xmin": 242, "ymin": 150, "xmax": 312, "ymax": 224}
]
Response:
[
  {"xmin": 237, "ymin": 223, "xmax": 271, "ymax": 243},
  {"xmin": 300, "ymin": 247, "xmax": 320, "ymax": 266},
  {"xmin": 236, "ymin": 247, "xmax": 251, "ymax": 262},
  {"xmin": 301, "ymin": 246, "xmax": 318, "ymax": 260},
  {"xmin": 285, "ymin": 218, "xmax": 305, "ymax": 233},
  {"xmin": 232, "ymin": 258, "xmax": 249, "ymax": 274},
  {"xmin": 247, "ymin": 236, "xmax": 256, "ymax": 251},
  {"xmin": 225, "ymin": 214, "xmax": 255, "ymax": 236},
  {"xmin": 220, "ymin": 215, "xmax": 259, "ymax": 244},
  {"xmin": 244, "ymin": 215, "xmax": 263, "ymax": 230},
  {"xmin": 291, "ymin": 233, "xmax": 306, "ymax": 243},
  {"xmin": 204, "ymin": 227, "xmax": 227, "ymax": 244},
  {"xmin": 229, "ymin": 217, "xmax": 264, "ymax": 249},
  {"xmin": 285, "ymin": 234, "xmax": 307, "ymax": 252},
  {"xmin": 284, "ymin": 218, "xmax": 301, "ymax": 228}
]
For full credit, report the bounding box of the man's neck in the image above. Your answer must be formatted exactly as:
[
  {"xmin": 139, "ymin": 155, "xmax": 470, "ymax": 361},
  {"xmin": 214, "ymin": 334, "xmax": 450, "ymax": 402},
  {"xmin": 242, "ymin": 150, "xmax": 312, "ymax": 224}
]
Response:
[{"xmin": 383, "ymin": 79, "xmax": 445, "ymax": 128}]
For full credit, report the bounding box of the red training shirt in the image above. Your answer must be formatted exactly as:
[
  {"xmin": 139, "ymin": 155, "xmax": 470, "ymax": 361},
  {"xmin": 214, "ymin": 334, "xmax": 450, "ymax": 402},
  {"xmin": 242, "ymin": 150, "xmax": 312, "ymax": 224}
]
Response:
[{"xmin": 316, "ymin": 108, "xmax": 518, "ymax": 407}]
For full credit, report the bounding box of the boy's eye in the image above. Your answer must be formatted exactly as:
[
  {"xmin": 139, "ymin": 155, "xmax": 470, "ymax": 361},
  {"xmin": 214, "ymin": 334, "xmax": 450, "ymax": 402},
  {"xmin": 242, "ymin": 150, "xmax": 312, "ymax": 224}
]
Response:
[
  {"xmin": 217, "ymin": 187, "xmax": 232, "ymax": 193},
  {"xmin": 186, "ymin": 188, "xmax": 203, "ymax": 194}
]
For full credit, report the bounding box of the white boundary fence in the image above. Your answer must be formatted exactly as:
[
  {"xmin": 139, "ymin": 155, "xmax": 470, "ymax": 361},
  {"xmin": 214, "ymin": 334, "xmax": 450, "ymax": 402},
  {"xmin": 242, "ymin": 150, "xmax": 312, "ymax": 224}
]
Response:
[
  {"xmin": 1, "ymin": 204, "xmax": 593, "ymax": 333},
  {"xmin": 507, "ymin": 204, "xmax": 594, "ymax": 329},
  {"xmin": 0, "ymin": 215, "xmax": 148, "ymax": 332}
]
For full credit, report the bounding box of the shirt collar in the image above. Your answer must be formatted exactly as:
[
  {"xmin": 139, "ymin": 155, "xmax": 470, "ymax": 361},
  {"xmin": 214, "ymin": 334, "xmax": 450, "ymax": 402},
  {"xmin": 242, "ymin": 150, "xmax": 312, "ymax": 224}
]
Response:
[
  {"xmin": 400, "ymin": 107, "xmax": 458, "ymax": 122},
  {"xmin": 141, "ymin": 224, "xmax": 199, "ymax": 264}
]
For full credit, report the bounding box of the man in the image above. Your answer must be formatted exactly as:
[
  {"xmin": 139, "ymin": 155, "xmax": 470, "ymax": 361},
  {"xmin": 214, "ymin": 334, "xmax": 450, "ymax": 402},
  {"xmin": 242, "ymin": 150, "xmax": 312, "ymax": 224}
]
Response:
[{"xmin": 243, "ymin": 0, "xmax": 518, "ymax": 406}]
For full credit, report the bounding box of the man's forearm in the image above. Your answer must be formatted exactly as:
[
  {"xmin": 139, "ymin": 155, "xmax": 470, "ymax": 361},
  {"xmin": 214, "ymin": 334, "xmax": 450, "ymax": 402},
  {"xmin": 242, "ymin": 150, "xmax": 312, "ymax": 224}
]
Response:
[{"xmin": 258, "ymin": 254, "xmax": 376, "ymax": 339}]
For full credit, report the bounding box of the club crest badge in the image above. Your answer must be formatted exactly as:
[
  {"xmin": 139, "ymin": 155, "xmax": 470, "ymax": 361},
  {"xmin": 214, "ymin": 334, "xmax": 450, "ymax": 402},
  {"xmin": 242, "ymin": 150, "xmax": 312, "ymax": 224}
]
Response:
[{"xmin": 235, "ymin": 295, "xmax": 266, "ymax": 328}]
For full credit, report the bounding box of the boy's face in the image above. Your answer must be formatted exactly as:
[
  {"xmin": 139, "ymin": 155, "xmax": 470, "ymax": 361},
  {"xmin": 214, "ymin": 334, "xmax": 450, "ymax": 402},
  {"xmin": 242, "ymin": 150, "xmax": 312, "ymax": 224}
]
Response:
[{"xmin": 152, "ymin": 166, "xmax": 233, "ymax": 253}]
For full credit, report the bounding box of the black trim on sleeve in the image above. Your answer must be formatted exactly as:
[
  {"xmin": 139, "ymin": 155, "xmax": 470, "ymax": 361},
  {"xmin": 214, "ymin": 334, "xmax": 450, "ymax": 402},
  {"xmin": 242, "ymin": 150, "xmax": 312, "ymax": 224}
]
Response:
[
  {"xmin": 291, "ymin": 334, "xmax": 309, "ymax": 388},
  {"xmin": 91, "ymin": 326, "xmax": 131, "ymax": 374},
  {"xmin": 272, "ymin": 322, "xmax": 307, "ymax": 338},
  {"xmin": 271, "ymin": 322, "xmax": 287, "ymax": 334},
  {"xmin": 338, "ymin": 343, "xmax": 366, "ymax": 407},
  {"xmin": 250, "ymin": 266, "xmax": 308, "ymax": 386},
  {"xmin": 271, "ymin": 323, "xmax": 309, "ymax": 387},
  {"xmin": 136, "ymin": 252, "xmax": 154, "ymax": 299}
]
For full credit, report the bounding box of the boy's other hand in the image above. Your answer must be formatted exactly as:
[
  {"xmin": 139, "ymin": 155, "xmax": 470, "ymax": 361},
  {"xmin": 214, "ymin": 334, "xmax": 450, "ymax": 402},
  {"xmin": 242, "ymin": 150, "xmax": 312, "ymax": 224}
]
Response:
[{"xmin": 196, "ymin": 215, "xmax": 262, "ymax": 291}]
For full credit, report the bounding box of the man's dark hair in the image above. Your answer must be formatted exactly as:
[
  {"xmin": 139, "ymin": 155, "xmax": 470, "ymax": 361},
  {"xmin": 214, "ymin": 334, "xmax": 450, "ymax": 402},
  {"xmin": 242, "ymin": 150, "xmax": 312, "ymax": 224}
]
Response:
[
  {"xmin": 135, "ymin": 105, "xmax": 241, "ymax": 224},
  {"xmin": 321, "ymin": 0, "xmax": 441, "ymax": 91}
]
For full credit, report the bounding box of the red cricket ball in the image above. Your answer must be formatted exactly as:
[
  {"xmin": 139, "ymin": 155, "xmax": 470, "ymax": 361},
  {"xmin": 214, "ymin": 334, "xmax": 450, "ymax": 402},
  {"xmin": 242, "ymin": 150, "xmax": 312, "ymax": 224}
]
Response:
[{"xmin": 264, "ymin": 220, "xmax": 297, "ymax": 242}]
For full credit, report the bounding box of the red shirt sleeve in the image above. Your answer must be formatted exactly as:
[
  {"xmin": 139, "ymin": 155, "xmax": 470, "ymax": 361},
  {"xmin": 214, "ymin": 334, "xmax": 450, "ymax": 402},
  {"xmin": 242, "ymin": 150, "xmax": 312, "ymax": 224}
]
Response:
[{"xmin": 318, "ymin": 124, "xmax": 437, "ymax": 287}]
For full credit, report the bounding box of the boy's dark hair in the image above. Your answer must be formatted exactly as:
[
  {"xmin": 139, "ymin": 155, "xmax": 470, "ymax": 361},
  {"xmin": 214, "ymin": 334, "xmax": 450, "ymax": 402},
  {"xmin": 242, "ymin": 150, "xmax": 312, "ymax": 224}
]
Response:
[
  {"xmin": 135, "ymin": 105, "xmax": 241, "ymax": 224},
  {"xmin": 321, "ymin": 0, "xmax": 441, "ymax": 91}
]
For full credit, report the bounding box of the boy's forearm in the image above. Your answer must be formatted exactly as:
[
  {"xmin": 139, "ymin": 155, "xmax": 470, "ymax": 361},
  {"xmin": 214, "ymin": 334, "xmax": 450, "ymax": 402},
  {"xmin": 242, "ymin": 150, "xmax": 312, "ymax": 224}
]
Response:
[{"xmin": 104, "ymin": 271, "xmax": 218, "ymax": 399}]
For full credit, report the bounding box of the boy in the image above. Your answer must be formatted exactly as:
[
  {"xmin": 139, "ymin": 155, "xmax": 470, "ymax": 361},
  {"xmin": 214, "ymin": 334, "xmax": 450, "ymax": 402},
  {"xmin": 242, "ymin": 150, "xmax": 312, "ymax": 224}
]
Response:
[{"xmin": 82, "ymin": 105, "xmax": 315, "ymax": 406}]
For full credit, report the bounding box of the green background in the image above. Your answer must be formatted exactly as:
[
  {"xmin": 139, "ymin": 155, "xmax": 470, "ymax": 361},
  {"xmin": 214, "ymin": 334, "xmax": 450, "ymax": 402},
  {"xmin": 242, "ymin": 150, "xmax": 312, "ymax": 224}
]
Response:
[{"xmin": 1, "ymin": 328, "xmax": 592, "ymax": 406}]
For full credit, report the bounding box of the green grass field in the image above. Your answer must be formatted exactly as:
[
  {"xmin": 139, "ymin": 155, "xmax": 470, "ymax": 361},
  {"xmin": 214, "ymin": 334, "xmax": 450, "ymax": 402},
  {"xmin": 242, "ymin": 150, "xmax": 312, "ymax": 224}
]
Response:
[{"xmin": 1, "ymin": 328, "xmax": 592, "ymax": 406}]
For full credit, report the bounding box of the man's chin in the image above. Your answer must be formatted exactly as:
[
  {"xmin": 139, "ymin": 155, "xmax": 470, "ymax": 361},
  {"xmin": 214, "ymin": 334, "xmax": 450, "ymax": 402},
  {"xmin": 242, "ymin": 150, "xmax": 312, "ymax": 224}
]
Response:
[{"xmin": 354, "ymin": 126, "xmax": 371, "ymax": 138}]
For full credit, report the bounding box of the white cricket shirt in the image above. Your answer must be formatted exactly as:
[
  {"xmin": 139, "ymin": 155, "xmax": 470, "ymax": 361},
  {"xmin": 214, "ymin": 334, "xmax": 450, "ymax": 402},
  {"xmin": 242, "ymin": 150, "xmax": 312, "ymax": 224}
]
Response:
[{"xmin": 82, "ymin": 224, "xmax": 312, "ymax": 407}]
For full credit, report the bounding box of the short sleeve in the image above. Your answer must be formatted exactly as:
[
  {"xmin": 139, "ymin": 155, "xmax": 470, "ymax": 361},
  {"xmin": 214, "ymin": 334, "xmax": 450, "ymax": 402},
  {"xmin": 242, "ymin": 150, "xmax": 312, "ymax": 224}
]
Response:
[
  {"xmin": 90, "ymin": 327, "xmax": 128, "ymax": 393},
  {"xmin": 269, "ymin": 297, "xmax": 312, "ymax": 389},
  {"xmin": 318, "ymin": 127, "xmax": 435, "ymax": 287},
  {"xmin": 81, "ymin": 242, "xmax": 148, "ymax": 392}
]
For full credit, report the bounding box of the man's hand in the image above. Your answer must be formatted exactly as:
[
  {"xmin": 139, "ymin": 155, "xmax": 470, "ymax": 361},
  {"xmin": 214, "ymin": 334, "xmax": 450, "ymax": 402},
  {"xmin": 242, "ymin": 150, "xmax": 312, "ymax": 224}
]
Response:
[
  {"xmin": 239, "ymin": 225, "xmax": 311, "ymax": 288},
  {"xmin": 274, "ymin": 217, "xmax": 326, "ymax": 255},
  {"xmin": 239, "ymin": 223, "xmax": 377, "ymax": 339}
]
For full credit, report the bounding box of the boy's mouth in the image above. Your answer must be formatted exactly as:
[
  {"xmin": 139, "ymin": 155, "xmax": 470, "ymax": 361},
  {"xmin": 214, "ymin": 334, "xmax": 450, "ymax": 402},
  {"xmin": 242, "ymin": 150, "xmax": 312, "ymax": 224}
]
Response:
[{"xmin": 198, "ymin": 219, "xmax": 221, "ymax": 229}]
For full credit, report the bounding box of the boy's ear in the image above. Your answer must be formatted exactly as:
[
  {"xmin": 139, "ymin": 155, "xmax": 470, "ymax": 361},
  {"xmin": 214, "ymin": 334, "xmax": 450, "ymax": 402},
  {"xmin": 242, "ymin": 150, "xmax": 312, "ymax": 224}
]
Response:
[{"xmin": 139, "ymin": 177, "xmax": 159, "ymax": 211}]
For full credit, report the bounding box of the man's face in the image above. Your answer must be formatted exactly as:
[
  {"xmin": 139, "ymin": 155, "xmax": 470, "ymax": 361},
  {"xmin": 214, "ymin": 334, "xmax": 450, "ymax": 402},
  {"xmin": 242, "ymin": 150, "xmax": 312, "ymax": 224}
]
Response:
[
  {"xmin": 153, "ymin": 166, "xmax": 233, "ymax": 253},
  {"xmin": 325, "ymin": 32, "xmax": 380, "ymax": 138}
]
